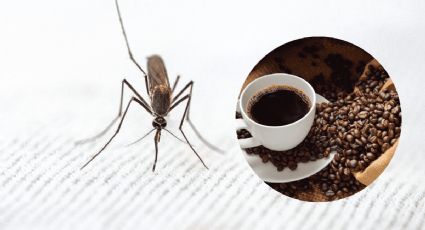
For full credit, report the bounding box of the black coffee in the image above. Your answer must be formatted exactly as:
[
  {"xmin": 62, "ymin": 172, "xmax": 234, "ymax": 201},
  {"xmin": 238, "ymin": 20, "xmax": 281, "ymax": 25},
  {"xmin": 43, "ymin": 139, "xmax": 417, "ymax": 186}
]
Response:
[{"xmin": 248, "ymin": 85, "xmax": 310, "ymax": 126}]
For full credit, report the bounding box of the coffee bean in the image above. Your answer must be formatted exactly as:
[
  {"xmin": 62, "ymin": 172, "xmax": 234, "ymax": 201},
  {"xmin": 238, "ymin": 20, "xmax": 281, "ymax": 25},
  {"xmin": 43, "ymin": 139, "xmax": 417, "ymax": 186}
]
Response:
[
  {"xmin": 391, "ymin": 106, "xmax": 400, "ymax": 114},
  {"xmin": 366, "ymin": 152, "xmax": 375, "ymax": 160},
  {"xmin": 328, "ymin": 126, "xmax": 337, "ymax": 133},
  {"xmin": 288, "ymin": 162, "xmax": 297, "ymax": 170},
  {"xmin": 395, "ymin": 127, "xmax": 401, "ymax": 134},
  {"xmin": 321, "ymin": 183, "xmax": 329, "ymax": 191},
  {"xmin": 383, "ymin": 136, "xmax": 390, "ymax": 143},
  {"xmin": 348, "ymin": 160, "xmax": 358, "ymax": 168},
  {"xmin": 382, "ymin": 143, "xmax": 390, "ymax": 152},
  {"xmin": 384, "ymin": 103, "xmax": 392, "ymax": 111},
  {"xmin": 387, "ymin": 130, "xmax": 394, "ymax": 139},
  {"xmin": 383, "ymin": 111, "xmax": 390, "ymax": 119},
  {"xmin": 360, "ymin": 136, "xmax": 367, "ymax": 144},
  {"xmin": 325, "ymin": 190, "xmax": 335, "ymax": 197},
  {"xmin": 261, "ymin": 154, "xmax": 270, "ymax": 163},
  {"xmin": 355, "ymin": 139, "xmax": 363, "ymax": 146},
  {"xmin": 331, "ymin": 183, "xmax": 338, "ymax": 191},
  {"xmin": 346, "ymin": 134, "xmax": 354, "ymax": 143},
  {"xmin": 353, "ymin": 129, "xmax": 361, "ymax": 138},
  {"xmin": 343, "ymin": 168, "xmax": 351, "ymax": 176},
  {"xmin": 358, "ymin": 111, "xmax": 368, "ymax": 119},
  {"xmin": 277, "ymin": 164, "xmax": 284, "ymax": 171}
]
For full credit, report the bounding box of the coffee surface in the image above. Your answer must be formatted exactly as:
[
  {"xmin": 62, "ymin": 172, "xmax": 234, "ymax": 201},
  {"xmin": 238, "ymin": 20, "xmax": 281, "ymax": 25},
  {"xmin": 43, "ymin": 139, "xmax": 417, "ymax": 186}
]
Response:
[{"xmin": 248, "ymin": 86, "xmax": 310, "ymax": 126}]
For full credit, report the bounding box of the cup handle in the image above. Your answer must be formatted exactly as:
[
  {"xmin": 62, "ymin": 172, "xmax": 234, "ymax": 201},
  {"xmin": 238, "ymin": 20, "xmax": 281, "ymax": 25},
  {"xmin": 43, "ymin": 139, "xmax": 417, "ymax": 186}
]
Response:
[{"xmin": 235, "ymin": 119, "xmax": 261, "ymax": 149}]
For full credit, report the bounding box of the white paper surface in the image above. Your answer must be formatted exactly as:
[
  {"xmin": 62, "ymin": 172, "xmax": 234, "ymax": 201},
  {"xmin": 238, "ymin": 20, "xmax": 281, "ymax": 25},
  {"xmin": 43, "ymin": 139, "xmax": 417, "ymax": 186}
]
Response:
[{"xmin": 1, "ymin": 0, "xmax": 425, "ymax": 229}]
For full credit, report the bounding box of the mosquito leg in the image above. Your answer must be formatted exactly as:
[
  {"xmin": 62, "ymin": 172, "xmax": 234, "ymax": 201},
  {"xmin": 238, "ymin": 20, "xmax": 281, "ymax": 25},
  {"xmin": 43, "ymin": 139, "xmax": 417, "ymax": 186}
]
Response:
[
  {"xmin": 75, "ymin": 79, "xmax": 151, "ymax": 145},
  {"xmin": 171, "ymin": 75, "xmax": 181, "ymax": 93},
  {"xmin": 119, "ymin": 79, "xmax": 151, "ymax": 115},
  {"xmin": 171, "ymin": 82, "xmax": 224, "ymax": 153},
  {"xmin": 81, "ymin": 97, "xmax": 150, "ymax": 169},
  {"xmin": 172, "ymin": 80, "xmax": 192, "ymax": 103},
  {"xmin": 115, "ymin": 0, "xmax": 150, "ymax": 96},
  {"xmin": 152, "ymin": 129, "xmax": 161, "ymax": 172},
  {"xmin": 172, "ymin": 81, "xmax": 194, "ymax": 117},
  {"xmin": 170, "ymin": 95, "xmax": 208, "ymax": 169}
]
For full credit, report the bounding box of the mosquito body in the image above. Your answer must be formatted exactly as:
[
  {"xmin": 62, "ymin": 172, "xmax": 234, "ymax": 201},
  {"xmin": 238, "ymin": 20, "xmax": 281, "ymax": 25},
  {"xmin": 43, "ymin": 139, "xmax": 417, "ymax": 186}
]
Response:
[{"xmin": 79, "ymin": 0, "xmax": 221, "ymax": 171}]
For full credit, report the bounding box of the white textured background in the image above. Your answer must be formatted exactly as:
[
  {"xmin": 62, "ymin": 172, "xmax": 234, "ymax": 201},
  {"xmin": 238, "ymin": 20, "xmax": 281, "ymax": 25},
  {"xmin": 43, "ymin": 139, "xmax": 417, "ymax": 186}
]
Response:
[{"xmin": 1, "ymin": 0, "xmax": 425, "ymax": 229}]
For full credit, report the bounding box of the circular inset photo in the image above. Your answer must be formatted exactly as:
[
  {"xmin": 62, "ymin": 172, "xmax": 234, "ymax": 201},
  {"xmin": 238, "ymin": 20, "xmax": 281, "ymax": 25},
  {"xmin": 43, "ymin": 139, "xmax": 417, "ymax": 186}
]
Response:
[{"xmin": 235, "ymin": 37, "xmax": 402, "ymax": 202}]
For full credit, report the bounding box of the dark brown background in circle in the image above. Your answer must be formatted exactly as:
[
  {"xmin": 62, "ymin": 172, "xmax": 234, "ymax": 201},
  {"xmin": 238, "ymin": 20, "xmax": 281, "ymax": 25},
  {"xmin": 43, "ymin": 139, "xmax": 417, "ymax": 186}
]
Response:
[{"xmin": 240, "ymin": 37, "xmax": 374, "ymax": 98}]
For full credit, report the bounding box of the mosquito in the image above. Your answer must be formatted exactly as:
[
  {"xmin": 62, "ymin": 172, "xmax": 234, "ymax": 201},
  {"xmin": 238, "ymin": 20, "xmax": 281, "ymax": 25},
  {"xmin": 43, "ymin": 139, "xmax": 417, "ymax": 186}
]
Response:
[{"xmin": 78, "ymin": 0, "xmax": 222, "ymax": 171}]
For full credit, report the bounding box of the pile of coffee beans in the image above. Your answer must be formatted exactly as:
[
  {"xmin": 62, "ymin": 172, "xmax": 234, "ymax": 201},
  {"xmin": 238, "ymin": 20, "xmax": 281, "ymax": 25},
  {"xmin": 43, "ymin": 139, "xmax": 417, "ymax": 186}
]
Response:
[
  {"xmin": 236, "ymin": 110, "xmax": 332, "ymax": 171},
  {"xmin": 237, "ymin": 64, "xmax": 401, "ymax": 201},
  {"xmin": 327, "ymin": 65, "xmax": 401, "ymax": 174},
  {"xmin": 267, "ymin": 164, "xmax": 364, "ymax": 200}
]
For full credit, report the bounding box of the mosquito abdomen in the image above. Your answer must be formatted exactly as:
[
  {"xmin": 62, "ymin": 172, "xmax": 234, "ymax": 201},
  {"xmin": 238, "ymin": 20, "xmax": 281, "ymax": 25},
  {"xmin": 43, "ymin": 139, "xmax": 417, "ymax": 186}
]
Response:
[{"xmin": 151, "ymin": 85, "xmax": 171, "ymax": 116}]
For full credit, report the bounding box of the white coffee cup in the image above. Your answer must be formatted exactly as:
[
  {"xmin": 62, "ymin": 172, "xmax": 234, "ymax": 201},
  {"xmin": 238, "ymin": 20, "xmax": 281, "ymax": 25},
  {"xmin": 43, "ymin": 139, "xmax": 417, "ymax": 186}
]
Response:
[{"xmin": 236, "ymin": 73, "xmax": 316, "ymax": 151}]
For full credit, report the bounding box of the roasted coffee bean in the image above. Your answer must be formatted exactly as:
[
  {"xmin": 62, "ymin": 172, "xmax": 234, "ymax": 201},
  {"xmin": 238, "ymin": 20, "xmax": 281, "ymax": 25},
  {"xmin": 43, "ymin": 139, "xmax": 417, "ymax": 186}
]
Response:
[
  {"xmin": 353, "ymin": 129, "xmax": 361, "ymax": 138},
  {"xmin": 288, "ymin": 162, "xmax": 297, "ymax": 170},
  {"xmin": 343, "ymin": 168, "xmax": 351, "ymax": 176},
  {"xmin": 348, "ymin": 159, "xmax": 358, "ymax": 168},
  {"xmin": 384, "ymin": 103, "xmax": 392, "ymax": 111},
  {"xmin": 277, "ymin": 164, "xmax": 284, "ymax": 171},
  {"xmin": 331, "ymin": 183, "xmax": 338, "ymax": 192},
  {"xmin": 383, "ymin": 136, "xmax": 390, "ymax": 143},
  {"xmin": 325, "ymin": 190, "xmax": 335, "ymax": 197},
  {"xmin": 383, "ymin": 111, "xmax": 390, "ymax": 119},
  {"xmin": 358, "ymin": 111, "xmax": 368, "ymax": 119},
  {"xmin": 382, "ymin": 143, "xmax": 390, "ymax": 152},
  {"xmin": 261, "ymin": 154, "xmax": 270, "ymax": 163},
  {"xmin": 391, "ymin": 138, "xmax": 397, "ymax": 145},
  {"xmin": 366, "ymin": 152, "xmax": 376, "ymax": 160},
  {"xmin": 346, "ymin": 134, "xmax": 354, "ymax": 143},
  {"xmin": 321, "ymin": 183, "xmax": 329, "ymax": 191},
  {"xmin": 369, "ymin": 134, "xmax": 378, "ymax": 143},
  {"xmin": 391, "ymin": 106, "xmax": 400, "ymax": 114},
  {"xmin": 355, "ymin": 139, "xmax": 363, "ymax": 146}
]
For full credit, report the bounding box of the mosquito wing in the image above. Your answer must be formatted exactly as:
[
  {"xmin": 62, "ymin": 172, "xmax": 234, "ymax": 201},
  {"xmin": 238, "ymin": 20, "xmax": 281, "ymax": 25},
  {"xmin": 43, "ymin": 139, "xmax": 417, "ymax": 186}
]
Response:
[{"xmin": 147, "ymin": 55, "xmax": 172, "ymax": 116}]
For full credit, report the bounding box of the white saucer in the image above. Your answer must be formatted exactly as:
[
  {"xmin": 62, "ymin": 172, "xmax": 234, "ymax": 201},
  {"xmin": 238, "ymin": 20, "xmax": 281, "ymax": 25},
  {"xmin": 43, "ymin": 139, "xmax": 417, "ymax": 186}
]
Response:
[{"xmin": 236, "ymin": 94, "xmax": 335, "ymax": 183}]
